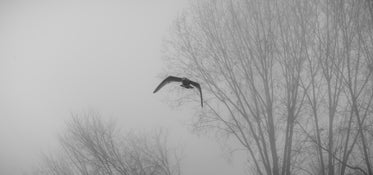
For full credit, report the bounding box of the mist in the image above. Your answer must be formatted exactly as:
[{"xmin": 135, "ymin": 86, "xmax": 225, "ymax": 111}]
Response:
[
  {"xmin": 2, "ymin": 0, "xmax": 373, "ymax": 175},
  {"xmin": 0, "ymin": 1, "xmax": 243, "ymax": 175}
]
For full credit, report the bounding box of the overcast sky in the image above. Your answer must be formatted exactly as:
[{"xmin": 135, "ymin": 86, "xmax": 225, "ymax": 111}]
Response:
[{"xmin": 0, "ymin": 1, "xmax": 245, "ymax": 175}]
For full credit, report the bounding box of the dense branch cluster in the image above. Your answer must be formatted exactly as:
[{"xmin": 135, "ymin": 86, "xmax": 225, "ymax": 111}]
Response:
[{"xmin": 164, "ymin": 0, "xmax": 373, "ymax": 174}]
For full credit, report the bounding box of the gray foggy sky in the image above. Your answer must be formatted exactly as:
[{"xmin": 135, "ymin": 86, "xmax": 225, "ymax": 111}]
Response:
[{"xmin": 0, "ymin": 1, "xmax": 244, "ymax": 175}]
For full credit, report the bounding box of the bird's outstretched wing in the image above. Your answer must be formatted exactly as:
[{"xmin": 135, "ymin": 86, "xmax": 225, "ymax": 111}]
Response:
[
  {"xmin": 190, "ymin": 81, "xmax": 203, "ymax": 107},
  {"xmin": 153, "ymin": 76, "xmax": 183, "ymax": 93}
]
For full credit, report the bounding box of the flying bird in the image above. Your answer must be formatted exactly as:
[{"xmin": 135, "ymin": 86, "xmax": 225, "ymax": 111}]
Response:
[{"xmin": 153, "ymin": 76, "xmax": 203, "ymax": 107}]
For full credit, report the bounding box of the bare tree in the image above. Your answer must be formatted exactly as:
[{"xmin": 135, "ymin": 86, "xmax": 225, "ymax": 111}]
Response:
[
  {"xmin": 164, "ymin": 0, "xmax": 373, "ymax": 175},
  {"xmin": 36, "ymin": 112, "xmax": 181, "ymax": 175},
  {"xmin": 164, "ymin": 0, "xmax": 311, "ymax": 174}
]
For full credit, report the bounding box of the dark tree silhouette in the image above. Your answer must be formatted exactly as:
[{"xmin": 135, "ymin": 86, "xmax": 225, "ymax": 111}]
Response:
[{"xmin": 164, "ymin": 0, "xmax": 373, "ymax": 174}]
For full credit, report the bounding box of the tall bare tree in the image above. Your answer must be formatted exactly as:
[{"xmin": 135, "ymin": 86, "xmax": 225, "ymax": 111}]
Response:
[{"xmin": 164, "ymin": 0, "xmax": 373, "ymax": 174}]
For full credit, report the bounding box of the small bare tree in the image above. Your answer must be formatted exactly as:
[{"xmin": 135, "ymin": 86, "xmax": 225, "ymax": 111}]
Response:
[{"xmin": 36, "ymin": 112, "xmax": 181, "ymax": 175}]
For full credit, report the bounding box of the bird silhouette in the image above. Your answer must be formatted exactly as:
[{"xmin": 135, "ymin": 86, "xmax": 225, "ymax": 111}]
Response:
[{"xmin": 153, "ymin": 76, "xmax": 203, "ymax": 107}]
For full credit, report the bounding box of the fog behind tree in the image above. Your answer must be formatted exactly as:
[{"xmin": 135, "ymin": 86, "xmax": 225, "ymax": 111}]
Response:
[{"xmin": 2, "ymin": 0, "xmax": 373, "ymax": 175}]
